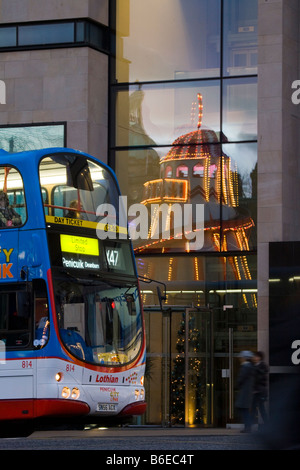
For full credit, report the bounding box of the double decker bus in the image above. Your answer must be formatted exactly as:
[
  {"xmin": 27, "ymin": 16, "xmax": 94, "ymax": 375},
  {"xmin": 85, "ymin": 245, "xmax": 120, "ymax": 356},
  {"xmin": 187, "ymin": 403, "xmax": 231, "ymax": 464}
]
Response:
[{"xmin": 0, "ymin": 147, "xmax": 146, "ymax": 432}]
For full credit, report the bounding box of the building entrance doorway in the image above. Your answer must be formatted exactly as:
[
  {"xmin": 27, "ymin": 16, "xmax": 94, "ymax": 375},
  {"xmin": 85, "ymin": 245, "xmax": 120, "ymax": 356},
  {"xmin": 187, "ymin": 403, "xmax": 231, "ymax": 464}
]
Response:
[
  {"xmin": 144, "ymin": 306, "xmax": 213, "ymax": 427},
  {"xmin": 143, "ymin": 305, "xmax": 257, "ymax": 427}
]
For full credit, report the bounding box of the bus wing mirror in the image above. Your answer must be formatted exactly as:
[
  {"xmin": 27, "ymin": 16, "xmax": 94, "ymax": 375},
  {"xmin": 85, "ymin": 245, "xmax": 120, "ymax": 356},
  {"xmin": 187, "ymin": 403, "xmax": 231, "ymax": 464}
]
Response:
[
  {"xmin": 67, "ymin": 159, "xmax": 93, "ymax": 191},
  {"xmin": 125, "ymin": 293, "xmax": 134, "ymax": 315}
]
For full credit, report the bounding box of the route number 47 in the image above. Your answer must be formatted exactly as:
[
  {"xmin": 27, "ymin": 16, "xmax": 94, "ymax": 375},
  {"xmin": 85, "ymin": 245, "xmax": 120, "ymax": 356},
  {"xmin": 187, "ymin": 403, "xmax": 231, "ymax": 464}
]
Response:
[{"xmin": 106, "ymin": 249, "xmax": 119, "ymax": 267}]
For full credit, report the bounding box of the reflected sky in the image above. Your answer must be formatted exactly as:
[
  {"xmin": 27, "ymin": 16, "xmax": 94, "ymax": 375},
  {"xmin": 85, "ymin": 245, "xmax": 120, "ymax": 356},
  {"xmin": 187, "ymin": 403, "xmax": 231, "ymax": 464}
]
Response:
[
  {"xmin": 0, "ymin": 125, "xmax": 64, "ymax": 153},
  {"xmin": 116, "ymin": 0, "xmax": 257, "ymax": 83},
  {"xmin": 117, "ymin": 0, "xmax": 221, "ymax": 82}
]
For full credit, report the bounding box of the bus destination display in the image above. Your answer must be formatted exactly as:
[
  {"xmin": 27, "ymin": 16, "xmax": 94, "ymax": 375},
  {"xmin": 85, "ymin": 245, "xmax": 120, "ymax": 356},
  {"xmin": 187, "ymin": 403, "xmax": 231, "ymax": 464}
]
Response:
[{"xmin": 60, "ymin": 234, "xmax": 100, "ymax": 270}]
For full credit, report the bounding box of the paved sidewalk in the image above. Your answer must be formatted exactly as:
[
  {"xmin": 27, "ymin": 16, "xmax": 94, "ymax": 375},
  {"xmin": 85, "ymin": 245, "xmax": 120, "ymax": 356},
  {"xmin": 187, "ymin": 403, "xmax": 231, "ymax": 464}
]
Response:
[
  {"xmin": 19, "ymin": 424, "xmax": 265, "ymax": 451},
  {"xmin": 28, "ymin": 424, "xmax": 252, "ymax": 438}
]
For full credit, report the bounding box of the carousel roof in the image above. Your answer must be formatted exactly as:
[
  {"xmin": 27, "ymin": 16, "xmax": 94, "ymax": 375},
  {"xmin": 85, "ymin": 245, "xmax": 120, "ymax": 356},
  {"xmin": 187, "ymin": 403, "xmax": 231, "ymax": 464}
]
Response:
[{"xmin": 161, "ymin": 93, "xmax": 227, "ymax": 163}]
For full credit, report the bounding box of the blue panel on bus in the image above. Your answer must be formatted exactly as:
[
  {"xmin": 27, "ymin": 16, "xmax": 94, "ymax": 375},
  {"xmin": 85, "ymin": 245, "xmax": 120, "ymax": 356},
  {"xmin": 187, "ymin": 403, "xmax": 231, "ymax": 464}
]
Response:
[{"xmin": 0, "ymin": 230, "xmax": 18, "ymax": 281}]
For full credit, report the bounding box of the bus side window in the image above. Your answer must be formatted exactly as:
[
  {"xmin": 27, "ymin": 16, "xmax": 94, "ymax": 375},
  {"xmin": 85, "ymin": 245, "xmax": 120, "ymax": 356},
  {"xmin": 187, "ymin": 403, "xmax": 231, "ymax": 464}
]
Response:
[
  {"xmin": 0, "ymin": 166, "xmax": 27, "ymax": 228},
  {"xmin": 0, "ymin": 290, "xmax": 30, "ymax": 348},
  {"xmin": 33, "ymin": 279, "xmax": 49, "ymax": 349},
  {"xmin": 41, "ymin": 188, "xmax": 48, "ymax": 216}
]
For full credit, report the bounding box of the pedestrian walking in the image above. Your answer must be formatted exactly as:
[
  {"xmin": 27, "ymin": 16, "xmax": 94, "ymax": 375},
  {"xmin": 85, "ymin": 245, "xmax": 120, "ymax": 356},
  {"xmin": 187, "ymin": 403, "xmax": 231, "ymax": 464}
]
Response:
[
  {"xmin": 235, "ymin": 350, "xmax": 254, "ymax": 433},
  {"xmin": 251, "ymin": 351, "xmax": 268, "ymax": 428}
]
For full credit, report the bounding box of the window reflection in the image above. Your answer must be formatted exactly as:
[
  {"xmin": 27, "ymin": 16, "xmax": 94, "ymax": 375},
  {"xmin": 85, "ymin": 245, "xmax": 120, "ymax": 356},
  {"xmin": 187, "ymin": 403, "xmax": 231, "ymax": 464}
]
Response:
[
  {"xmin": 115, "ymin": 81, "xmax": 220, "ymax": 147},
  {"xmin": 113, "ymin": 1, "xmax": 258, "ymax": 426},
  {"xmin": 222, "ymin": 142, "xmax": 257, "ymax": 250},
  {"xmin": 0, "ymin": 124, "xmax": 64, "ymax": 153},
  {"xmin": 0, "ymin": 167, "xmax": 26, "ymax": 228},
  {"xmin": 114, "ymin": 0, "xmax": 257, "ymax": 256},
  {"xmin": 222, "ymin": 78, "xmax": 257, "ymax": 141},
  {"xmin": 0, "ymin": 20, "xmax": 109, "ymax": 52},
  {"xmin": 193, "ymin": 163, "xmax": 204, "ymax": 177},
  {"xmin": 176, "ymin": 165, "xmax": 188, "ymax": 178},
  {"xmin": 0, "ymin": 27, "xmax": 16, "ymax": 47},
  {"xmin": 116, "ymin": 148, "xmax": 160, "ymax": 207},
  {"xmin": 120, "ymin": 95, "xmax": 256, "ymax": 254},
  {"xmin": 223, "ymin": 0, "xmax": 258, "ymax": 76},
  {"xmin": 19, "ymin": 23, "xmax": 74, "ymax": 46},
  {"xmin": 137, "ymin": 255, "xmax": 257, "ymax": 309},
  {"xmin": 116, "ymin": 0, "xmax": 221, "ymax": 82}
]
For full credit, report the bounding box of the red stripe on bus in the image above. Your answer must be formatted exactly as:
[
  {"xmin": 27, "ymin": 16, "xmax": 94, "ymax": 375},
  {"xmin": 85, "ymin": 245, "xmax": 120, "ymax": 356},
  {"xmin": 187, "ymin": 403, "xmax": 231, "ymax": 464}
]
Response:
[
  {"xmin": 34, "ymin": 399, "xmax": 90, "ymax": 418},
  {"xmin": 0, "ymin": 399, "xmax": 90, "ymax": 420},
  {"xmin": 118, "ymin": 401, "xmax": 147, "ymax": 416}
]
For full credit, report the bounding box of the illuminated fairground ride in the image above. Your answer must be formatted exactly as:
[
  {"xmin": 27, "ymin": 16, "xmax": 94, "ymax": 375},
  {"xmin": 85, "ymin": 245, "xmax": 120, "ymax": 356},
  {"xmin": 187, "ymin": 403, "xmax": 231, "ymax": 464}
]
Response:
[{"xmin": 133, "ymin": 94, "xmax": 256, "ymax": 308}]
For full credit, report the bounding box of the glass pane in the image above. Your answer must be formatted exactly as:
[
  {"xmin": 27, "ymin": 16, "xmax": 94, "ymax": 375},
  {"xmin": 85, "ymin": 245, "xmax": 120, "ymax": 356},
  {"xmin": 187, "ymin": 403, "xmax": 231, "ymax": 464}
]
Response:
[
  {"xmin": 39, "ymin": 153, "xmax": 120, "ymax": 223},
  {"xmin": 0, "ymin": 125, "xmax": 64, "ymax": 152},
  {"xmin": 19, "ymin": 23, "xmax": 74, "ymax": 46},
  {"xmin": 170, "ymin": 311, "xmax": 186, "ymax": 426},
  {"xmin": 115, "ymin": 81, "xmax": 220, "ymax": 147},
  {"xmin": 144, "ymin": 311, "xmax": 164, "ymax": 425},
  {"xmin": 269, "ymin": 242, "xmax": 300, "ymax": 367},
  {"xmin": 54, "ymin": 278, "xmax": 142, "ymax": 366},
  {"xmin": 87, "ymin": 22, "xmax": 104, "ymax": 49},
  {"xmin": 0, "ymin": 287, "xmax": 30, "ymax": 349},
  {"xmin": 116, "ymin": 142, "xmax": 222, "ymax": 254},
  {"xmin": 185, "ymin": 310, "xmax": 212, "ymax": 426},
  {"xmin": 0, "ymin": 166, "xmax": 26, "ymax": 228},
  {"xmin": 76, "ymin": 21, "xmax": 85, "ymax": 42},
  {"xmin": 223, "ymin": 0, "xmax": 258, "ymax": 76},
  {"xmin": 222, "ymin": 142, "xmax": 257, "ymax": 250},
  {"xmin": 33, "ymin": 279, "xmax": 50, "ymax": 349},
  {"xmin": 115, "ymin": 0, "xmax": 220, "ymax": 82},
  {"xmin": 114, "ymin": 115, "xmax": 257, "ymax": 256},
  {"xmin": 115, "ymin": 148, "xmax": 160, "ymax": 207},
  {"xmin": 137, "ymin": 254, "xmax": 256, "ymax": 307},
  {"xmin": 0, "ymin": 27, "xmax": 16, "ymax": 47},
  {"xmin": 222, "ymin": 77, "xmax": 257, "ymax": 141}
]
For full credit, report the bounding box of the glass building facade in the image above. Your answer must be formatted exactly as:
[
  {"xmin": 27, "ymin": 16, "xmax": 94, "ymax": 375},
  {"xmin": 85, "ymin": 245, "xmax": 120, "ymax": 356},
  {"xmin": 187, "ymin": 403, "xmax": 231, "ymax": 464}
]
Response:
[
  {"xmin": 0, "ymin": 0, "xmax": 298, "ymax": 433},
  {"xmin": 110, "ymin": 0, "xmax": 257, "ymax": 427}
]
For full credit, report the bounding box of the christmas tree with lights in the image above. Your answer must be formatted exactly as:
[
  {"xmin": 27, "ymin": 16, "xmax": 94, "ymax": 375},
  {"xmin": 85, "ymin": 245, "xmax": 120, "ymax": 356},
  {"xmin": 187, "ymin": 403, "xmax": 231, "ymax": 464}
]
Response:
[{"xmin": 170, "ymin": 313, "xmax": 206, "ymax": 425}]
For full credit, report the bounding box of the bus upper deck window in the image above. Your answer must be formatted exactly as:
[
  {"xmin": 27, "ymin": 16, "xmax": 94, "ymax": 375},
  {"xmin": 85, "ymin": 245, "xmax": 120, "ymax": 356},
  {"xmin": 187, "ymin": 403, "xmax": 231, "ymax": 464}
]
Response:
[
  {"xmin": 0, "ymin": 166, "xmax": 26, "ymax": 228},
  {"xmin": 39, "ymin": 153, "xmax": 120, "ymax": 224}
]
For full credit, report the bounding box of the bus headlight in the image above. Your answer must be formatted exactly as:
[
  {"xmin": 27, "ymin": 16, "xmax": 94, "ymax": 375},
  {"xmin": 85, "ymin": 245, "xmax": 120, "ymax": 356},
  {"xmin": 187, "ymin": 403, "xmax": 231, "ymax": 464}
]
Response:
[
  {"xmin": 71, "ymin": 387, "xmax": 80, "ymax": 400},
  {"xmin": 55, "ymin": 372, "xmax": 63, "ymax": 382},
  {"xmin": 135, "ymin": 389, "xmax": 140, "ymax": 400},
  {"xmin": 62, "ymin": 387, "xmax": 71, "ymax": 399}
]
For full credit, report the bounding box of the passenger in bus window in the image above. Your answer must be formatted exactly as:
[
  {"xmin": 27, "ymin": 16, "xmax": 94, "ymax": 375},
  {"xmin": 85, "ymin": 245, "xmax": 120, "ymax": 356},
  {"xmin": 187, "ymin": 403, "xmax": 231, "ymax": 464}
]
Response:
[
  {"xmin": 65, "ymin": 199, "xmax": 82, "ymax": 219},
  {"xmin": 0, "ymin": 191, "xmax": 22, "ymax": 227}
]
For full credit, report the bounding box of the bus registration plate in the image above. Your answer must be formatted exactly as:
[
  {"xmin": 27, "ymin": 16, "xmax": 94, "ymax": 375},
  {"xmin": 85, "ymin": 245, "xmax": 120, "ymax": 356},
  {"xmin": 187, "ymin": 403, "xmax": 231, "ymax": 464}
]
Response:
[{"xmin": 97, "ymin": 403, "xmax": 116, "ymax": 411}]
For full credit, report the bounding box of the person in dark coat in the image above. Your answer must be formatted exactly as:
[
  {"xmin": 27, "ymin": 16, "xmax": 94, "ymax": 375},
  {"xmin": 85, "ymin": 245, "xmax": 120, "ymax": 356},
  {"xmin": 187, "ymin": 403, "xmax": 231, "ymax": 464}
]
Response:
[
  {"xmin": 235, "ymin": 350, "xmax": 255, "ymax": 432},
  {"xmin": 251, "ymin": 351, "xmax": 268, "ymax": 428}
]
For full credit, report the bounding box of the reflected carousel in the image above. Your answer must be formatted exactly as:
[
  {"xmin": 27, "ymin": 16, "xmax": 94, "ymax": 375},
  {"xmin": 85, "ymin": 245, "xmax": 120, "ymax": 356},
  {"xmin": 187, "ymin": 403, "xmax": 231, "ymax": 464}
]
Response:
[{"xmin": 133, "ymin": 94, "xmax": 256, "ymax": 308}]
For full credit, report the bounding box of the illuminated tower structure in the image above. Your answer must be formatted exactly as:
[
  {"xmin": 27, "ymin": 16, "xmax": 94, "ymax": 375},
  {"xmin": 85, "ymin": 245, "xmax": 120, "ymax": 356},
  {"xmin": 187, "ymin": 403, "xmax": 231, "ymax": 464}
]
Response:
[{"xmin": 135, "ymin": 94, "xmax": 255, "ymax": 306}]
